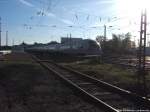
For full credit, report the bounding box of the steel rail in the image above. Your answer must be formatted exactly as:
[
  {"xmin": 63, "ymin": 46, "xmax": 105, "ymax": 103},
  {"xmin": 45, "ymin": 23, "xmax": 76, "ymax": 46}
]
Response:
[
  {"xmin": 52, "ymin": 61, "xmax": 150, "ymax": 109},
  {"xmin": 31, "ymin": 55, "xmax": 119, "ymax": 112},
  {"xmin": 31, "ymin": 55, "xmax": 150, "ymax": 111}
]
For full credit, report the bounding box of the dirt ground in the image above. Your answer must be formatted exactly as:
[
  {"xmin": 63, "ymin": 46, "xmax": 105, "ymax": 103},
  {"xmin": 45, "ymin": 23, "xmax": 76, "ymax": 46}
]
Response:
[{"xmin": 0, "ymin": 53, "xmax": 103, "ymax": 112}]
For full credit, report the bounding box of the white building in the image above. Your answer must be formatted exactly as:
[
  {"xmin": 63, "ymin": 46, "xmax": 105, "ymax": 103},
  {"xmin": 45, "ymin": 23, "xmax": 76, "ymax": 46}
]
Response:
[{"xmin": 61, "ymin": 37, "xmax": 83, "ymax": 49}]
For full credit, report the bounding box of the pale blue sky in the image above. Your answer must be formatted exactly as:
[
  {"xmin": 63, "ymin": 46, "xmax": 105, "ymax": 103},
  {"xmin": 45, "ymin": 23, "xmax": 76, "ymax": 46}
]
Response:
[{"xmin": 0, "ymin": 0, "xmax": 149, "ymax": 45}]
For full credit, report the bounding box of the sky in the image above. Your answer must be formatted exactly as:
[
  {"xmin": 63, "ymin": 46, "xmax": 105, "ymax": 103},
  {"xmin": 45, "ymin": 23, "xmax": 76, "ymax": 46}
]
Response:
[{"xmin": 0, "ymin": 0, "xmax": 150, "ymax": 45}]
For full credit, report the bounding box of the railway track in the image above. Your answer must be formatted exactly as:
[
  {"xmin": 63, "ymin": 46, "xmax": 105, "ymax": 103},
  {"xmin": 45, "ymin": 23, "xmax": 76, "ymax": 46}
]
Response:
[
  {"xmin": 32, "ymin": 55, "xmax": 150, "ymax": 112},
  {"xmin": 103, "ymin": 56, "xmax": 150, "ymax": 71}
]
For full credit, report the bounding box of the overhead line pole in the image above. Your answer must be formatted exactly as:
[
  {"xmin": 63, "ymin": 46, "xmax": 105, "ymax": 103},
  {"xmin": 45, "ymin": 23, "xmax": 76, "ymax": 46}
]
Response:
[
  {"xmin": 0, "ymin": 17, "xmax": 1, "ymax": 49},
  {"xmin": 137, "ymin": 9, "xmax": 148, "ymax": 97},
  {"xmin": 70, "ymin": 33, "xmax": 72, "ymax": 49},
  {"xmin": 100, "ymin": 25, "xmax": 107, "ymax": 63},
  {"xmin": 6, "ymin": 31, "xmax": 8, "ymax": 46},
  {"xmin": 103, "ymin": 25, "xmax": 107, "ymax": 55},
  {"xmin": 104, "ymin": 25, "xmax": 106, "ymax": 41}
]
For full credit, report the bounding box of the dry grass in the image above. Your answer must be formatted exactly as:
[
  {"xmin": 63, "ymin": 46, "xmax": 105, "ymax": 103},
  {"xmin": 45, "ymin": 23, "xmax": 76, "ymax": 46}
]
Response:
[
  {"xmin": 61, "ymin": 59, "xmax": 141, "ymax": 91},
  {"xmin": 0, "ymin": 53, "xmax": 102, "ymax": 112}
]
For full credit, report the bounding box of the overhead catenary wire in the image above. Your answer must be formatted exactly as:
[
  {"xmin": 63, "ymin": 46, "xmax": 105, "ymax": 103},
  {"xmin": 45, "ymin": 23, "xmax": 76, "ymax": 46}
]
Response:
[{"xmin": 18, "ymin": 0, "xmax": 150, "ymax": 42}]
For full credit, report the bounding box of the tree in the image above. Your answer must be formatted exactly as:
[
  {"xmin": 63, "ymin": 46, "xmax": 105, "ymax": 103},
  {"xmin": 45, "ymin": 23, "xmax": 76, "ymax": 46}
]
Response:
[
  {"xmin": 111, "ymin": 34, "xmax": 122, "ymax": 53},
  {"xmin": 87, "ymin": 39, "xmax": 99, "ymax": 50},
  {"xmin": 96, "ymin": 35, "xmax": 104, "ymax": 47},
  {"xmin": 47, "ymin": 41, "xmax": 59, "ymax": 45},
  {"xmin": 96, "ymin": 32, "xmax": 134, "ymax": 55}
]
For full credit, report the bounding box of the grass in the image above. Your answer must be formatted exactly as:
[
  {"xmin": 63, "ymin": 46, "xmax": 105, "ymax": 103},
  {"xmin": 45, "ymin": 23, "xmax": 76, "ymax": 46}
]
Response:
[
  {"xmin": 0, "ymin": 57, "xmax": 101, "ymax": 112},
  {"xmin": 61, "ymin": 59, "xmax": 139, "ymax": 90}
]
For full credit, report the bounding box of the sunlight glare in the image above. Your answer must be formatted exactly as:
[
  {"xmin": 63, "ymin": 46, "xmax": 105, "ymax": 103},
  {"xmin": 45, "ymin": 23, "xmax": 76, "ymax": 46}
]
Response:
[
  {"xmin": 114, "ymin": 0, "xmax": 150, "ymax": 46},
  {"xmin": 116, "ymin": 0, "xmax": 150, "ymax": 15}
]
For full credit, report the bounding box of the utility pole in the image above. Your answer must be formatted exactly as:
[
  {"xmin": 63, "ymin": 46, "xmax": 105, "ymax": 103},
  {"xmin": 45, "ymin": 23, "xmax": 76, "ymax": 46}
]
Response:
[
  {"xmin": 104, "ymin": 25, "xmax": 106, "ymax": 41},
  {"xmin": 6, "ymin": 31, "xmax": 8, "ymax": 46},
  {"xmin": 137, "ymin": 9, "xmax": 148, "ymax": 97},
  {"xmin": 12, "ymin": 38, "xmax": 14, "ymax": 47},
  {"xmin": 100, "ymin": 25, "xmax": 107, "ymax": 63},
  {"xmin": 0, "ymin": 17, "xmax": 1, "ymax": 49},
  {"xmin": 70, "ymin": 33, "xmax": 72, "ymax": 49},
  {"xmin": 102, "ymin": 25, "xmax": 107, "ymax": 55}
]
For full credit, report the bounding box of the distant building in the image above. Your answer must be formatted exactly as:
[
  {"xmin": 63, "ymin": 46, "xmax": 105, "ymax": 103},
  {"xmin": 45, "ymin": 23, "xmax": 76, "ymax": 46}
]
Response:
[
  {"xmin": 12, "ymin": 37, "xmax": 101, "ymax": 55},
  {"xmin": 146, "ymin": 47, "xmax": 150, "ymax": 55},
  {"xmin": 12, "ymin": 43, "xmax": 26, "ymax": 52},
  {"xmin": 59, "ymin": 37, "xmax": 100, "ymax": 55},
  {"xmin": 61, "ymin": 37, "xmax": 83, "ymax": 49},
  {"xmin": 81, "ymin": 39, "xmax": 91, "ymax": 49}
]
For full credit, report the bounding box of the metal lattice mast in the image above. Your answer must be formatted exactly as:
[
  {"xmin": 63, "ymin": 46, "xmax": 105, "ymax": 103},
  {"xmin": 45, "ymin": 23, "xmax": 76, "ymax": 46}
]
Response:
[{"xmin": 138, "ymin": 9, "xmax": 147, "ymax": 97}]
